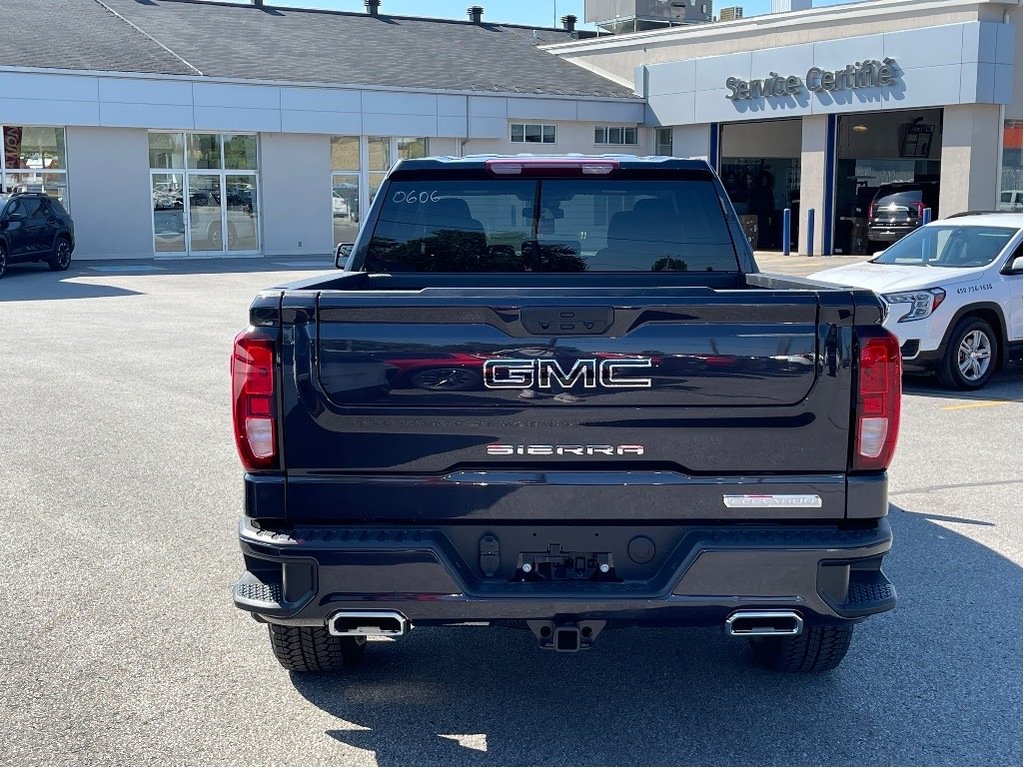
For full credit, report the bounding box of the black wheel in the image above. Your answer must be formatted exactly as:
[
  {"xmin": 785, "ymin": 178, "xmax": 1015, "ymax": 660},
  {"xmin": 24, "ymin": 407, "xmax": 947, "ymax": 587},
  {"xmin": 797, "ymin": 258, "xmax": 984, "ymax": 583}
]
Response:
[
  {"xmin": 48, "ymin": 236, "xmax": 72, "ymax": 271},
  {"xmin": 749, "ymin": 624, "xmax": 854, "ymax": 673},
  {"xmin": 0, "ymin": 242, "xmax": 6, "ymax": 279},
  {"xmin": 410, "ymin": 367, "xmax": 482, "ymax": 391},
  {"xmin": 938, "ymin": 317, "xmax": 997, "ymax": 390},
  {"xmin": 267, "ymin": 624, "xmax": 366, "ymax": 673}
]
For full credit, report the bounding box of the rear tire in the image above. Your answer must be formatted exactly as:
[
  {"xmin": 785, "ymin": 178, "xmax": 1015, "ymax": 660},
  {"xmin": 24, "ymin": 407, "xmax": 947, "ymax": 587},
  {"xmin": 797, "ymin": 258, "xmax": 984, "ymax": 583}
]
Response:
[
  {"xmin": 267, "ymin": 624, "xmax": 366, "ymax": 673},
  {"xmin": 48, "ymin": 236, "xmax": 72, "ymax": 271},
  {"xmin": 749, "ymin": 624, "xmax": 854, "ymax": 673},
  {"xmin": 938, "ymin": 317, "xmax": 997, "ymax": 390},
  {"xmin": 0, "ymin": 243, "xmax": 6, "ymax": 279}
]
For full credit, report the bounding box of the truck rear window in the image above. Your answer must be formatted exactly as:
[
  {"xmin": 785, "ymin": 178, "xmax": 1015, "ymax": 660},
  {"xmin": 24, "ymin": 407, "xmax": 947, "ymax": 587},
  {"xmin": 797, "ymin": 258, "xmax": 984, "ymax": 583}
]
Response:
[{"xmin": 365, "ymin": 179, "xmax": 739, "ymax": 273}]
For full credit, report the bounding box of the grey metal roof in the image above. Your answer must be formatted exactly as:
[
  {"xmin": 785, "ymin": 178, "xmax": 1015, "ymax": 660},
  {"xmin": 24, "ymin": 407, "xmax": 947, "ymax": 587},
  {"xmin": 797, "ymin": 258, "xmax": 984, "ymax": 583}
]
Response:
[{"xmin": 0, "ymin": 0, "xmax": 637, "ymax": 98}]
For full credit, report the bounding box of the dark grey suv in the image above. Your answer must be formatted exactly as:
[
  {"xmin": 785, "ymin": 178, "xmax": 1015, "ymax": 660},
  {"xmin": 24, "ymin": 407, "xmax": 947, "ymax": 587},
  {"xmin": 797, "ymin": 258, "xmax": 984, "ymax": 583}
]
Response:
[
  {"xmin": 0, "ymin": 192, "xmax": 76, "ymax": 279},
  {"xmin": 867, "ymin": 181, "xmax": 940, "ymax": 251}
]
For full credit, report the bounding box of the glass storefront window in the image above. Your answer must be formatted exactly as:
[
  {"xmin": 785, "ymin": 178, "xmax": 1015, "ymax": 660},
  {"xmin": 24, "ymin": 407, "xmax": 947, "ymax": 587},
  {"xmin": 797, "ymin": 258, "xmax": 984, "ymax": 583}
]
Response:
[
  {"xmin": 152, "ymin": 172, "xmax": 185, "ymax": 253},
  {"xmin": 149, "ymin": 132, "xmax": 185, "ymax": 169},
  {"xmin": 2, "ymin": 125, "xmax": 69, "ymax": 207},
  {"xmin": 5, "ymin": 126, "xmax": 65, "ymax": 169},
  {"xmin": 331, "ymin": 136, "xmax": 360, "ymax": 171},
  {"xmin": 1000, "ymin": 120, "xmax": 1022, "ymax": 211},
  {"xmin": 656, "ymin": 128, "xmax": 673, "ymax": 156},
  {"xmin": 187, "ymin": 174, "xmax": 223, "ymax": 251},
  {"xmin": 397, "ymin": 137, "xmax": 429, "ymax": 160},
  {"xmin": 368, "ymin": 136, "xmax": 391, "ymax": 172},
  {"xmin": 224, "ymin": 134, "xmax": 258, "ymax": 171},
  {"xmin": 226, "ymin": 175, "xmax": 259, "ymax": 251},
  {"xmin": 330, "ymin": 136, "xmax": 430, "ymax": 244},
  {"xmin": 5, "ymin": 172, "xmax": 69, "ymax": 208},
  {"xmin": 332, "ymin": 172, "xmax": 360, "ymax": 245},
  {"xmin": 188, "ymin": 133, "xmax": 221, "ymax": 169},
  {"xmin": 150, "ymin": 131, "xmax": 259, "ymax": 255},
  {"xmin": 369, "ymin": 172, "xmax": 388, "ymax": 205}
]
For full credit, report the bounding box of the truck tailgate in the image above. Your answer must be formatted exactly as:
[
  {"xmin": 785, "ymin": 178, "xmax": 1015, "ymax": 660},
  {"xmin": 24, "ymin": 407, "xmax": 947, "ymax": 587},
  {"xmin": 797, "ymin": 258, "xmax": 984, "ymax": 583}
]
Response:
[{"xmin": 279, "ymin": 287, "xmax": 856, "ymax": 521}]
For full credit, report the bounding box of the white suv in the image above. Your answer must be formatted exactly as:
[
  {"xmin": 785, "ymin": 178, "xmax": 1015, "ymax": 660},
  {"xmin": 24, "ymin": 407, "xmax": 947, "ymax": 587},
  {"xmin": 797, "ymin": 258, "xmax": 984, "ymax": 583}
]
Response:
[{"xmin": 809, "ymin": 212, "xmax": 1023, "ymax": 389}]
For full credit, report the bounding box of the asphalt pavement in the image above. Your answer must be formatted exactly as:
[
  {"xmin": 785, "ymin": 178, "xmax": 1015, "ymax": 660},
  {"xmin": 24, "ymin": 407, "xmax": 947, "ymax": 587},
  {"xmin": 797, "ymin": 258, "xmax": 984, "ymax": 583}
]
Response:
[{"xmin": 0, "ymin": 256, "xmax": 1020, "ymax": 766}]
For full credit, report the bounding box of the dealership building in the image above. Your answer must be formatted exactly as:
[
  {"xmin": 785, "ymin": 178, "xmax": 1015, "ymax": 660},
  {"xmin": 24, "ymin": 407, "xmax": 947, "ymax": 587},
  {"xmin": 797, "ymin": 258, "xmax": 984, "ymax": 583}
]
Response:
[{"xmin": 0, "ymin": 0, "xmax": 1020, "ymax": 260}]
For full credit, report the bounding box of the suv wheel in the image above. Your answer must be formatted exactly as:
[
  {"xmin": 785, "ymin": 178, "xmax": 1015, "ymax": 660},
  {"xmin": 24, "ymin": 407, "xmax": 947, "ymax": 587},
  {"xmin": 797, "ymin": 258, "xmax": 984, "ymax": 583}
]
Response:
[
  {"xmin": 48, "ymin": 236, "xmax": 72, "ymax": 271},
  {"xmin": 749, "ymin": 624, "xmax": 854, "ymax": 673},
  {"xmin": 267, "ymin": 624, "xmax": 366, "ymax": 673},
  {"xmin": 0, "ymin": 243, "xmax": 6, "ymax": 279},
  {"xmin": 939, "ymin": 317, "xmax": 997, "ymax": 390}
]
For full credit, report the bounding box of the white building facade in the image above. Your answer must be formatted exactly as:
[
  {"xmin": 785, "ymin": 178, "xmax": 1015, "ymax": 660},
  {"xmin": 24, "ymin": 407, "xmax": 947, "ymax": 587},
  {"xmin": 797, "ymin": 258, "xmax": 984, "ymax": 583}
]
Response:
[
  {"xmin": 549, "ymin": 0, "xmax": 1023, "ymax": 254},
  {"xmin": 0, "ymin": 0, "xmax": 1020, "ymax": 260},
  {"xmin": 0, "ymin": 71, "xmax": 644, "ymax": 259}
]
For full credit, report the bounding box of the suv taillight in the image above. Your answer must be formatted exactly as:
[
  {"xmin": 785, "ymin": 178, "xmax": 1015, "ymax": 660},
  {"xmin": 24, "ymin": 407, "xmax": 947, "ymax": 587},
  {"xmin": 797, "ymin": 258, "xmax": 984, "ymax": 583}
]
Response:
[
  {"xmin": 910, "ymin": 201, "xmax": 925, "ymax": 219},
  {"xmin": 853, "ymin": 329, "xmax": 901, "ymax": 471},
  {"xmin": 232, "ymin": 329, "xmax": 278, "ymax": 470},
  {"xmin": 869, "ymin": 203, "xmax": 878, "ymax": 218}
]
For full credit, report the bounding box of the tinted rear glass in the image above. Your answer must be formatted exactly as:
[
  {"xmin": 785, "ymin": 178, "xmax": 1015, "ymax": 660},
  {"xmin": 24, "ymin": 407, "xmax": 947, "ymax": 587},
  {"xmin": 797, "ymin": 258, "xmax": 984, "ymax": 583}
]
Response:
[
  {"xmin": 365, "ymin": 178, "xmax": 738, "ymax": 273},
  {"xmin": 875, "ymin": 190, "xmax": 923, "ymax": 206}
]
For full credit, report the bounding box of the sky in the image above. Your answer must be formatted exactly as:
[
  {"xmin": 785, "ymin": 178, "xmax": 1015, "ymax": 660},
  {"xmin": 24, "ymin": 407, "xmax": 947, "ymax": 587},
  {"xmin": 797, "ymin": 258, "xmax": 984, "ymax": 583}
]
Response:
[{"xmin": 200, "ymin": 0, "xmax": 858, "ymax": 28}]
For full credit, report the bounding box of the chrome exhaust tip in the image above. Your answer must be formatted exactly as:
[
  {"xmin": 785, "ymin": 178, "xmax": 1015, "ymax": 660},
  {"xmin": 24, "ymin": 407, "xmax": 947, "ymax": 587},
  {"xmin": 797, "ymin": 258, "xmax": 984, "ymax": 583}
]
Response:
[
  {"xmin": 725, "ymin": 610, "xmax": 803, "ymax": 637},
  {"xmin": 327, "ymin": 610, "xmax": 410, "ymax": 637}
]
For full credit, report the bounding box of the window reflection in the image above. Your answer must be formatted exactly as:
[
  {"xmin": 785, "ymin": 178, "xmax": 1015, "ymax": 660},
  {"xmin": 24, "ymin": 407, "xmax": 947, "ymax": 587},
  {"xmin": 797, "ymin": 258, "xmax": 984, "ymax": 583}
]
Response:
[{"xmin": 1, "ymin": 125, "xmax": 69, "ymax": 208}]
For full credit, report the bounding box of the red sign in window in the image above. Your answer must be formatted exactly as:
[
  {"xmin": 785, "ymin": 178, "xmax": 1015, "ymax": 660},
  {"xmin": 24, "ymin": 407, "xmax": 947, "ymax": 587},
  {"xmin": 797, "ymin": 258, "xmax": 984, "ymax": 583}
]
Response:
[{"xmin": 1005, "ymin": 121, "xmax": 1023, "ymax": 150}]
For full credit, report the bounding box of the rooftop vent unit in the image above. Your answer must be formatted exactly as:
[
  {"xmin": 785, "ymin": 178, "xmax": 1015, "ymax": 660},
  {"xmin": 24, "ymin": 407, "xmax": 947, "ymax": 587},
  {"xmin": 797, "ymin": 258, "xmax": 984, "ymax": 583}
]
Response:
[
  {"xmin": 561, "ymin": 14, "xmax": 578, "ymax": 31},
  {"xmin": 365, "ymin": 0, "xmax": 381, "ymax": 16},
  {"xmin": 468, "ymin": 5, "xmax": 484, "ymax": 23},
  {"xmin": 584, "ymin": 0, "xmax": 713, "ymax": 35}
]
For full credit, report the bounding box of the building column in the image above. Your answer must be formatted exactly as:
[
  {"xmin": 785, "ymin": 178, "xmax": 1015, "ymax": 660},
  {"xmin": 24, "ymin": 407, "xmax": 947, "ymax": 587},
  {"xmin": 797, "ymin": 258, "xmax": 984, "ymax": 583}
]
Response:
[
  {"xmin": 939, "ymin": 104, "xmax": 1003, "ymax": 216},
  {"xmin": 799, "ymin": 115, "xmax": 830, "ymax": 256}
]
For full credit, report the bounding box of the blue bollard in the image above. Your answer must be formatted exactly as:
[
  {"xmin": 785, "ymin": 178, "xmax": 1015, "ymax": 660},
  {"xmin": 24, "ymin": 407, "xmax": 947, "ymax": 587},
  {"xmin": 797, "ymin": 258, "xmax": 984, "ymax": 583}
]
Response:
[
  {"xmin": 806, "ymin": 208, "xmax": 815, "ymax": 257},
  {"xmin": 782, "ymin": 208, "xmax": 791, "ymax": 256},
  {"xmin": 922, "ymin": 207, "xmax": 932, "ymax": 225}
]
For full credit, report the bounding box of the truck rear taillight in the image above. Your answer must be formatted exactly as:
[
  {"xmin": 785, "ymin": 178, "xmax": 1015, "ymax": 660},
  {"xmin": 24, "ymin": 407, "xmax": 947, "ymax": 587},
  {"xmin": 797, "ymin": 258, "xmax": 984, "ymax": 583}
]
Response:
[
  {"xmin": 853, "ymin": 329, "xmax": 902, "ymax": 471},
  {"xmin": 232, "ymin": 329, "xmax": 278, "ymax": 471}
]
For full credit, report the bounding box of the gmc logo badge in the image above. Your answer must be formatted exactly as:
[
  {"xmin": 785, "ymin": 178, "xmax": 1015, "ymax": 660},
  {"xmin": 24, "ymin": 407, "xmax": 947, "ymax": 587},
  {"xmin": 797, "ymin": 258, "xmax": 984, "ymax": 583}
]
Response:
[{"xmin": 482, "ymin": 358, "xmax": 653, "ymax": 389}]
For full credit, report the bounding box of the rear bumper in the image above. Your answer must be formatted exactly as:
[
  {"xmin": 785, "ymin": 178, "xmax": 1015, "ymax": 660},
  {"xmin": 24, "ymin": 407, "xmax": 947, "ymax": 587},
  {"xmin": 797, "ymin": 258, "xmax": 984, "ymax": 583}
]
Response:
[
  {"xmin": 868, "ymin": 223, "xmax": 918, "ymax": 243},
  {"xmin": 234, "ymin": 516, "xmax": 895, "ymax": 628}
]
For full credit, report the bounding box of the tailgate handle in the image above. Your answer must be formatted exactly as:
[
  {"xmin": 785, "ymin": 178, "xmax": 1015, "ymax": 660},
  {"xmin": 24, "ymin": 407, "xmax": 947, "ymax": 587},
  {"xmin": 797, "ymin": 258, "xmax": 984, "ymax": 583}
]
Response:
[{"xmin": 521, "ymin": 308, "xmax": 613, "ymax": 335}]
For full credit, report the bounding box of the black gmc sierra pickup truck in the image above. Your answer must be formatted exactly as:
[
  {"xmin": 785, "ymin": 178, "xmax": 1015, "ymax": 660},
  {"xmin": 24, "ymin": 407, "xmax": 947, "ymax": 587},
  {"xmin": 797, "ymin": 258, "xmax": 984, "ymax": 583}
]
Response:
[{"xmin": 232, "ymin": 156, "xmax": 900, "ymax": 674}]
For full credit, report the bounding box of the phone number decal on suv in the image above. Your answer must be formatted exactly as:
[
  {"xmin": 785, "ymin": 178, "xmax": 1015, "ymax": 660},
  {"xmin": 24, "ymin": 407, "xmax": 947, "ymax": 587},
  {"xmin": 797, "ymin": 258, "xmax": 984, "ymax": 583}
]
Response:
[{"xmin": 956, "ymin": 284, "xmax": 994, "ymax": 294}]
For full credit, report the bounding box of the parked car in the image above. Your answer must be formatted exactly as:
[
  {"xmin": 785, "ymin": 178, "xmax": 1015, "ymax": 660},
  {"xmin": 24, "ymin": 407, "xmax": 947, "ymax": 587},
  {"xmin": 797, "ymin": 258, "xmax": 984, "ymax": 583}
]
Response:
[
  {"xmin": 0, "ymin": 192, "xmax": 75, "ymax": 279},
  {"xmin": 998, "ymin": 189, "xmax": 1023, "ymax": 212},
  {"xmin": 866, "ymin": 181, "xmax": 940, "ymax": 251},
  {"xmin": 333, "ymin": 183, "xmax": 359, "ymax": 223},
  {"xmin": 810, "ymin": 212, "xmax": 1023, "ymax": 389},
  {"xmin": 232, "ymin": 155, "xmax": 901, "ymax": 675}
]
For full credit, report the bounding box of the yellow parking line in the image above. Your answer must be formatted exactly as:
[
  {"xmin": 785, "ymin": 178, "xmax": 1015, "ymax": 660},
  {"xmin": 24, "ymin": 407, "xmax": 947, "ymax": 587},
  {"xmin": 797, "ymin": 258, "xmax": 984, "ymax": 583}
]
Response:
[{"xmin": 940, "ymin": 400, "xmax": 1019, "ymax": 411}]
